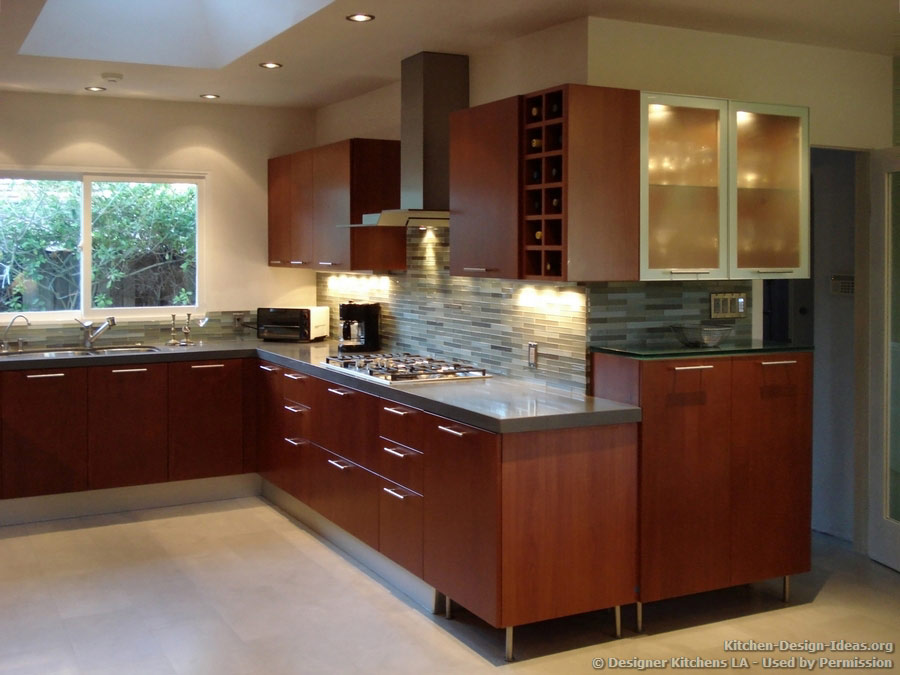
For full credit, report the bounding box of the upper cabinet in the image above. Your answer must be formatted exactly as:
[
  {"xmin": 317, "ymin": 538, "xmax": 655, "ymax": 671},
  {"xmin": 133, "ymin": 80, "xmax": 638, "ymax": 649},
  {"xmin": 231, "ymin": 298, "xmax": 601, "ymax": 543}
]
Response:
[
  {"xmin": 268, "ymin": 138, "xmax": 406, "ymax": 273},
  {"xmin": 641, "ymin": 93, "xmax": 809, "ymax": 280},
  {"xmin": 728, "ymin": 102, "xmax": 810, "ymax": 279}
]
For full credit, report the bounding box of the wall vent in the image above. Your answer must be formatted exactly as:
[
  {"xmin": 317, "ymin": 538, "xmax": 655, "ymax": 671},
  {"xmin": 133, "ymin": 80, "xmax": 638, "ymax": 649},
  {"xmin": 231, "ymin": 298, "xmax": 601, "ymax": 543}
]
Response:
[{"xmin": 830, "ymin": 274, "xmax": 854, "ymax": 296}]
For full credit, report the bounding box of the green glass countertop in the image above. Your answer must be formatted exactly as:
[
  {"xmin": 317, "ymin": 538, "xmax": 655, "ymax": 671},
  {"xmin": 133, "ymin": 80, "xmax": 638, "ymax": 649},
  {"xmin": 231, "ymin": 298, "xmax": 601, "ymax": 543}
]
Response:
[{"xmin": 590, "ymin": 339, "xmax": 813, "ymax": 359}]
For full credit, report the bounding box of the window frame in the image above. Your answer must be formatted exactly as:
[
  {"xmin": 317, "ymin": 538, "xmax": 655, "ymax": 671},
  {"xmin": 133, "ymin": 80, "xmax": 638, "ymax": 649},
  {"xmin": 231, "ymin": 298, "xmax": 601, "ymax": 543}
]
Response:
[{"xmin": 0, "ymin": 169, "xmax": 207, "ymax": 323}]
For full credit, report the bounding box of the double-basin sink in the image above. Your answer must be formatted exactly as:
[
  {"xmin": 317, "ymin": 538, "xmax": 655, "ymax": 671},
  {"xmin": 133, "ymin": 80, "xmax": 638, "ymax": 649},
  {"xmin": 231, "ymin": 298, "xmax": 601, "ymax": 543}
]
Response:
[{"xmin": 0, "ymin": 345, "xmax": 162, "ymax": 358}]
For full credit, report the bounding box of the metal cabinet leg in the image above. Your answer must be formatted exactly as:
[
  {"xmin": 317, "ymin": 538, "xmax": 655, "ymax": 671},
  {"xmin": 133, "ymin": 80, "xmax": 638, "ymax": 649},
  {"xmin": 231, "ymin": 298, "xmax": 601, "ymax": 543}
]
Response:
[
  {"xmin": 505, "ymin": 626, "xmax": 514, "ymax": 662},
  {"xmin": 614, "ymin": 606, "xmax": 622, "ymax": 638},
  {"xmin": 636, "ymin": 601, "xmax": 643, "ymax": 633},
  {"xmin": 445, "ymin": 595, "xmax": 452, "ymax": 619},
  {"xmin": 783, "ymin": 576, "xmax": 790, "ymax": 603},
  {"xmin": 432, "ymin": 590, "xmax": 445, "ymax": 615}
]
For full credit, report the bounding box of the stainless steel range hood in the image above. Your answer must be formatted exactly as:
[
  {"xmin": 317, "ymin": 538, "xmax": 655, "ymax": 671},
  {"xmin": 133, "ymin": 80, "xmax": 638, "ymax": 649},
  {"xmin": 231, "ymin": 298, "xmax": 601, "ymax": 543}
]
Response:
[{"xmin": 359, "ymin": 52, "xmax": 469, "ymax": 228}]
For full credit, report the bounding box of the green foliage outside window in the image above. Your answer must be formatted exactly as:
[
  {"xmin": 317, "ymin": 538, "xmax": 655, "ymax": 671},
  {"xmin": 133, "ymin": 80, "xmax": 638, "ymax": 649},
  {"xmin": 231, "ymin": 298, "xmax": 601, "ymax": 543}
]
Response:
[{"xmin": 0, "ymin": 178, "xmax": 197, "ymax": 313}]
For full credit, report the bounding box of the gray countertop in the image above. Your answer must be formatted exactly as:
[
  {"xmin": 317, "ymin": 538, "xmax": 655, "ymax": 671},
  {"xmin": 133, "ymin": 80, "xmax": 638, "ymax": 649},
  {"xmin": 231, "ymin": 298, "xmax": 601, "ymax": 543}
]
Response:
[{"xmin": 0, "ymin": 338, "xmax": 640, "ymax": 433}]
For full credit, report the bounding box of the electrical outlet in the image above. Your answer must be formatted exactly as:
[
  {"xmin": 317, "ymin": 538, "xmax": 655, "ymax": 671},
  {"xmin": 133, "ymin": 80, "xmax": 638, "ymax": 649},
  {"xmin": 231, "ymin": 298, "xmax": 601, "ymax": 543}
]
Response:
[
  {"xmin": 232, "ymin": 312, "xmax": 245, "ymax": 329},
  {"xmin": 710, "ymin": 293, "xmax": 747, "ymax": 319}
]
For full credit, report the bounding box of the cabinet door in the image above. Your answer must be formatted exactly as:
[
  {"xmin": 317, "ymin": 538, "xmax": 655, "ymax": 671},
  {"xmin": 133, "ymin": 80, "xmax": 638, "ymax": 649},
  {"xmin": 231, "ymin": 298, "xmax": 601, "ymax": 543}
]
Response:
[
  {"xmin": 1, "ymin": 368, "xmax": 88, "ymax": 498},
  {"xmin": 267, "ymin": 154, "xmax": 292, "ymax": 266},
  {"xmin": 314, "ymin": 382, "xmax": 378, "ymax": 469},
  {"xmin": 639, "ymin": 358, "xmax": 732, "ymax": 602},
  {"xmin": 168, "ymin": 360, "xmax": 243, "ymax": 481},
  {"xmin": 423, "ymin": 416, "xmax": 501, "ymax": 627},
  {"xmin": 728, "ymin": 102, "xmax": 810, "ymax": 279},
  {"xmin": 256, "ymin": 362, "xmax": 284, "ymax": 484},
  {"xmin": 730, "ymin": 353, "xmax": 812, "ymax": 584},
  {"xmin": 312, "ymin": 140, "xmax": 352, "ymax": 271},
  {"xmin": 640, "ymin": 93, "xmax": 728, "ymax": 280},
  {"xmin": 449, "ymin": 96, "xmax": 521, "ymax": 279},
  {"xmin": 289, "ymin": 150, "xmax": 315, "ymax": 266},
  {"xmin": 379, "ymin": 478, "xmax": 424, "ymax": 577},
  {"xmin": 88, "ymin": 363, "xmax": 168, "ymax": 489}
]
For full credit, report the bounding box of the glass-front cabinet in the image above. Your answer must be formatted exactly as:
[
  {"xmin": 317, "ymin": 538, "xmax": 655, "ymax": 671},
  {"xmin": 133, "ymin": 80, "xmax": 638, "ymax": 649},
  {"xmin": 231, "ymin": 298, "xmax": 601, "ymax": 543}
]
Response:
[
  {"xmin": 640, "ymin": 93, "xmax": 809, "ymax": 281},
  {"xmin": 729, "ymin": 101, "xmax": 810, "ymax": 279}
]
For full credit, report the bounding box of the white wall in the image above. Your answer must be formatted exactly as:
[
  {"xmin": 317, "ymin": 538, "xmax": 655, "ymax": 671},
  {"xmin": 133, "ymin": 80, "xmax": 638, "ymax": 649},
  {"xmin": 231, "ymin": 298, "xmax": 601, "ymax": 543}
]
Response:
[
  {"xmin": 586, "ymin": 17, "xmax": 892, "ymax": 150},
  {"xmin": 0, "ymin": 91, "xmax": 319, "ymax": 312},
  {"xmin": 315, "ymin": 82, "xmax": 401, "ymax": 146}
]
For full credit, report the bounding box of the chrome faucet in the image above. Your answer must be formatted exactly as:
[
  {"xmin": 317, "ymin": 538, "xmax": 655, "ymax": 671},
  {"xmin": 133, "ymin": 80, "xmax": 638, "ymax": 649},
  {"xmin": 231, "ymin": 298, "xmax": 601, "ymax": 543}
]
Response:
[
  {"xmin": 74, "ymin": 316, "xmax": 117, "ymax": 348},
  {"xmin": 2, "ymin": 314, "xmax": 30, "ymax": 352}
]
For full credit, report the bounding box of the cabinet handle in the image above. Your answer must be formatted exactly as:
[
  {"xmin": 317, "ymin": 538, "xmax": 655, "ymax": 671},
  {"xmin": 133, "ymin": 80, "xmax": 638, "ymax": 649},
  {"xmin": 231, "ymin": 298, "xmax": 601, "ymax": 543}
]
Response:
[
  {"xmin": 438, "ymin": 425, "xmax": 466, "ymax": 437},
  {"xmin": 327, "ymin": 388, "xmax": 351, "ymax": 396},
  {"xmin": 284, "ymin": 405, "xmax": 305, "ymax": 413},
  {"xmin": 269, "ymin": 260, "xmax": 283, "ymax": 264},
  {"xmin": 669, "ymin": 269, "xmax": 712, "ymax": 274},
  {"xmin": 383, "ymin": 446, "xmax": 411, "ymax": 458},
  {"xmin": 26, "ymin": 373, "xmax": 65, "ymax": 379},
  {"xmin": 383, "ymin": 487, "xmax": 407, "ymax": 500},
  {"xmin": 191, "ymin": 364, "xmax": 225, "ymax": 369},
  {"xmin": 327, "ymin": 458, "xmax": 351, "ymax": 470},
  {"xmin": 318, "ymin": 261, "xmax": 342, "ymax": 266},
  {"xmin": 285, "ymin": 438, "xmax": 305, "ymax": 447},
  {"xmin": 284, "ymin": 373, "xmax": 306, "ymax": 380},
  {"xmin": 757, "ymin": 269, "xmax": 793, "ymax": 274},
  {"xmin": 761, "ymin": 360, "xmax": 798, "ymax": 366},
  {"xmin": 462, "ymin": 267, "xmax": 498, "ymax": 272},
  {"xmin": 383, "ymin": 406, "xmax": 410, "ymax": 416},
  {"xmin": 259, "ymin": 365, "xmax": 279, "ymax": 372},
  {"xmin": 672, "ymin": 365, "xmax": 715, "ymax": 371},
  {"xmin": 112, "ymin": 368, "xmax": 148, "ymax": 374},
  {"xmin": 289, "ymin": 260, "xmax": 307, "ymax": 265}
]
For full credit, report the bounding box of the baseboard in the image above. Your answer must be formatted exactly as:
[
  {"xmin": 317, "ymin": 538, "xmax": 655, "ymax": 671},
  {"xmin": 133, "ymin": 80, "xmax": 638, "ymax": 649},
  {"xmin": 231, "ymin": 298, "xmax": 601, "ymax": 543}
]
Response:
[
  {"xmin": 0, "ymin": 473, "xmax": 262, "ymax": 527},
  {"xmin": 261, "ymin": 480, "xmax": 436, "ymax": 614}
]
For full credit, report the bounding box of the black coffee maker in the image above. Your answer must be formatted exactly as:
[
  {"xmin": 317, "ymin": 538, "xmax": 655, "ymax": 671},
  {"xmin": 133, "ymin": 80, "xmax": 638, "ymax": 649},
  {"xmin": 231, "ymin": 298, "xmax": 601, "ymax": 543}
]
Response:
[{"xmin": 338, "ymin": 302, "xmax": 381, "ymax": 352}]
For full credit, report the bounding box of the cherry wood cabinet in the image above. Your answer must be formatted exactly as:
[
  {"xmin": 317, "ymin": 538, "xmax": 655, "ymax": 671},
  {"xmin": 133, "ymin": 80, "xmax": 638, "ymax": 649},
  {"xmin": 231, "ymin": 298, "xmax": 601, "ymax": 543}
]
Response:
[
  {"xmin": 267, "ymin": 151, "xmax": 314, "ymax": 267},
  {"xmin": 449, "ymin": 96, "xmax": 521, "ymax": 279},
  {"xmin": 379, "ymin": 478, "xmax": 424, "ymax": 577},
  {"xmin": 1, "ymin": 367, "xmax": 88, "ymax": 498},
  {"xmin": 256, "ymin": 362, "xmax": 284, "ymax": 486},
  {"xmin": 313, "ymin": 381, "xmax": 378, "ymax": 469},
  {"xmin": 730, "ymin": 353, "xmax": 812, "ymax": 584},
  {"xmin": 87, "ymin": 363, "xmax": 168, "ymax": 490},
  {"xmin": 168, "ymin": 360, "xmax": 243, "ymax": 481},
  {"xmin": 591, "ymin": 350, "xmax": 813, "ymax": 604}
]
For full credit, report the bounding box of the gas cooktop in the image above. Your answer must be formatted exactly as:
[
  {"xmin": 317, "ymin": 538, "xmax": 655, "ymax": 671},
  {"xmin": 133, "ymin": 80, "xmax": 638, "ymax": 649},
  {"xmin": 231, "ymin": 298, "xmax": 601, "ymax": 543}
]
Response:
[{"xmin": 323, "ymin": 353, "xmax": 490, "ymax": 385}]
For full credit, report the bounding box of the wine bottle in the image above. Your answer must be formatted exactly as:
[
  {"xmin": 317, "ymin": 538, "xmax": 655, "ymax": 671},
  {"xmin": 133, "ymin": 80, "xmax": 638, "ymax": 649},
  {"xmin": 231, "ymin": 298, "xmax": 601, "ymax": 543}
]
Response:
[
  {"xmin": 530, "ymin": 106, "xmax": 540, "ymax": 119},
  {"xmin": 530, "ymin": 138, "xmax": 543, "ymax": 149},
  {"xmin": 535, "ymin": 231, "xmax": 543, "ymax": 241}
]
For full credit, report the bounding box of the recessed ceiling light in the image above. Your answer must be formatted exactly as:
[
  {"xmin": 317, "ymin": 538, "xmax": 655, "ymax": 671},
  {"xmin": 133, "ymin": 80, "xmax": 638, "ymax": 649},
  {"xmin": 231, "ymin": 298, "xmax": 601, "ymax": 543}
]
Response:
[
  {"xmin": 199, "ymin": 93, "xmax": 220, "ymax": 99},
  {"xmin": 346, "ymin": 13, "xmax": 374, "ymax": 22},
  {"xmin": 84, "ymin": 86, "xmax": 106, "ymax": 92},
  {"xmin": 259, "ymin": 62, "xmax": 283, "ymax": 69}
]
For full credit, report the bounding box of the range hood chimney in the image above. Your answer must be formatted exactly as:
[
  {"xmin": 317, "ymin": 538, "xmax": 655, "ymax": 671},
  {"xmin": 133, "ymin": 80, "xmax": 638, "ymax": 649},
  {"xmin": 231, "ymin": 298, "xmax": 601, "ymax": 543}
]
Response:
[{"xmin": 364, "ymin": 51, "xmax": 469, "ymax": 228}]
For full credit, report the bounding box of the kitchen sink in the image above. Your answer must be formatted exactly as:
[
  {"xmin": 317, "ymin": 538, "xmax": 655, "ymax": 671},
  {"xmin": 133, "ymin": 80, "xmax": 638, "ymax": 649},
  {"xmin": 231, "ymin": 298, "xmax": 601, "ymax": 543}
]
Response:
[{"xmin": 0, "ymin": 345, "xmax": 162, "ymax": 357}]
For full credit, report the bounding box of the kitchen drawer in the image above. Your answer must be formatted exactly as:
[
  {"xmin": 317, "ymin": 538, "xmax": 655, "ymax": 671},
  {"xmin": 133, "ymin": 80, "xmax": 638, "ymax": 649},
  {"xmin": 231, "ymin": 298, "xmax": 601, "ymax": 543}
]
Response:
[
  {"xmin": 377, "ymin": 436, "xmax": 424, "ymax": 495},
  {"xmin": 378, "ymin": 401, "xmax": 424, "ymax": 450},
  {"xmin": 283, "ymin": 368, "xmax": 316, "ymax": 407},
  {"xmin": 314, "ymin": 383, "xmax": 378, "ymax": 469},
  {"xmin": 379, "ymin": 478, "xmax": 424, "ymax": 577},
  {"xmin": 282, "ymin": 401, "xmax": 311, "ymax": 441}
]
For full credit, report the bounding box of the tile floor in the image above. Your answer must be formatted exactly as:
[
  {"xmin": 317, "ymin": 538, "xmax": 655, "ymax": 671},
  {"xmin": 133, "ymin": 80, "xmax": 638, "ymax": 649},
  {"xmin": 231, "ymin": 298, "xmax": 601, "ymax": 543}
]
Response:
[{"xmin": 0, "ymin": 497, "xmax": 898, "ymax": 674}]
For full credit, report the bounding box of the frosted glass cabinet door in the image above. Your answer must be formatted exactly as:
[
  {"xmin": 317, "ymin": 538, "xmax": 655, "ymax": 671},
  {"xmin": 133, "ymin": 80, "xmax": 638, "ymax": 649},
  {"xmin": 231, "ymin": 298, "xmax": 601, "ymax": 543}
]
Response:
[
  {"xmin": 728, "ymin": 102, "xmax": 810, "ymax": 279},
  {"xmin": 641, "ymin": 93, "xmax": 728, "ymax": 280}
]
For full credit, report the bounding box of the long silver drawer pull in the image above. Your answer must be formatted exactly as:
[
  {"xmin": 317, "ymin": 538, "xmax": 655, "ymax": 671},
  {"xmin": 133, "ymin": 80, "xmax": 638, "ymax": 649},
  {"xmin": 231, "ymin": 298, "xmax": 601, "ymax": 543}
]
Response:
[
  {"xmin": 289, "ymin": 260, "xmax": 306, "ymax": 265},
  {"xmin": 284, "ymin": 405, "xmax": 304, "ymax": 413},
  {"xmin": 112, "ymin": 368, "xmax": 148, "ymax": 374},
  {"xmin": 383, "ymin": 487, "xmax": 406, "ymax": 500},
  {"xmin": 284, "ymin": 373, "xmax": 306, "ymax": 380},
  {"xmin": 761, "ymin": 360, "xmax": 798, "ymax": 366},
  {"xmin": 284, "ymin": 438, "xmax": 304, "ymax": 446},
  {"xmin": 757, "ymin": 269, "xmax": 792, "ymax": 274},
  {"xmin": 462, "ymin": 267, "xmax": 498, "ymax": 272},
  {"xmin": 669, "ymin": 269, "xmax": 712, "ymax": 274},
  {"xmin": 383, "ymin": 406, "xmax": 410, "ymax": 416},
  {"xmin": 327, "ymin": 388, "xmax": 351, "ymax": 396},
  {"xmin": 259, "ymin": 365, "xmax": 278, "ymax": 372},
  {"xmin": 672, "ymin": 365, "xmax": 715, "ymax": 371},
  {"xmin": 26, "ymin": 373, "xmax": 65, "ymax": 379},
  {"xmin": 438, "ymin": 425, "xmax": 466, "ymax": 437},
  {"xmin": 318, "ymin": 261, "xmax": 341, "ymax": 266},
  {"xmin": 191, "ymin": 364, "xmax": 225, "ymax": 369},
  {"xmin": 383, "ymin": 446, "xmax": 409, "ymax": 458},
  {"xmin": 269, "ymin": 260, "xmax": 282, "ymax": 264},
  {"xmin": 327, "ymin": 459, "xmax": 351, "ymax": 470}
]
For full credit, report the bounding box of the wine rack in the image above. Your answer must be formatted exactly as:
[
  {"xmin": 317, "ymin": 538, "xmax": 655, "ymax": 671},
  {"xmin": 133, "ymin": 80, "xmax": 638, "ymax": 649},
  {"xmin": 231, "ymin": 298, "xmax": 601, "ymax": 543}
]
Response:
[{"xmin": 521, "ymin": 87, "xmax": 566, "ymax": 279}]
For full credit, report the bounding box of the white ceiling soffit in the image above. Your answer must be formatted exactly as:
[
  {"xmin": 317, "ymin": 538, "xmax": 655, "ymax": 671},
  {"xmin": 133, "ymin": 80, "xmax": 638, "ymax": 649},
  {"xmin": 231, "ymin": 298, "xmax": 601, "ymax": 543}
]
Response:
[{"xmin": 19, "ymin": 0, "xmax": 334, "ymax": 68}]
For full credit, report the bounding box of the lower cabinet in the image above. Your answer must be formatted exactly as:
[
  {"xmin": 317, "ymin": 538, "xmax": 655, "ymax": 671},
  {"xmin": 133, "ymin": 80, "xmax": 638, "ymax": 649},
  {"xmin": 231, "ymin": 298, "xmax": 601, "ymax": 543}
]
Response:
[
  {"xmin": 1, "ymin": 367, "xmax": 88, "ymax": 499},
  {"xmin": 591, "ymin": 350, "xmax": 813, "ymax": 604},
  {"xmin": 168, "ymin": 360, "xmax": 243, "ymax": 481},
  {"xmin": 378, "ymin": 478, "xmax": 424, "ymax": 577},
  {"xmin": 88, "ymin": 363, "xmax": 168, "ymax": 490}
]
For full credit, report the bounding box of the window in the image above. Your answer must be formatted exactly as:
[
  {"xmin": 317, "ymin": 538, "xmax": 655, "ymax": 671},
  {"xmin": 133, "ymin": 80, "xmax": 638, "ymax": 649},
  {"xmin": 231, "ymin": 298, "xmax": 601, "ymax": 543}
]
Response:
[{"xmin": 0, "ymin": 174, "xmax": 200, "ymax": 316}]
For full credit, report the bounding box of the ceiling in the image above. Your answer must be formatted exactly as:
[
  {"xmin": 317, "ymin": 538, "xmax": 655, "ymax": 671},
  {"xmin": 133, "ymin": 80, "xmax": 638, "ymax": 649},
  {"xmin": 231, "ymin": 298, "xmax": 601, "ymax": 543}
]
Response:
[{"xmin": 0, "ymin": 0, "xmax": 896, "ymax": 109}]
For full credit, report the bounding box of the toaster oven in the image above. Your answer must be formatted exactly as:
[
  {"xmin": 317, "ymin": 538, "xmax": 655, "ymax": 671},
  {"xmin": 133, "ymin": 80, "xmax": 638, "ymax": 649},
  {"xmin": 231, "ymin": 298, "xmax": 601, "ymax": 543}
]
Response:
[{"xmin": 257, "ymin": 307, "xmax": 329, "ymax": 342}]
